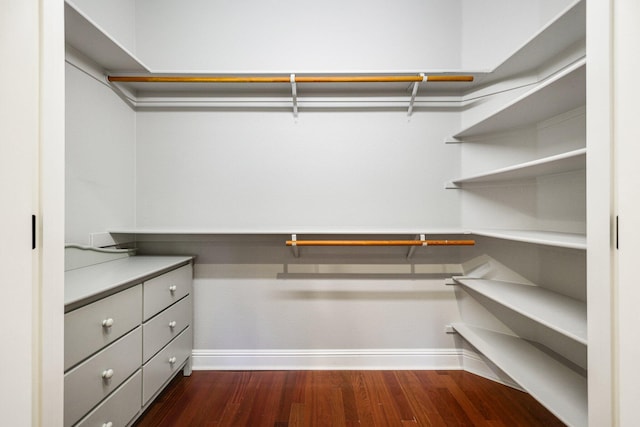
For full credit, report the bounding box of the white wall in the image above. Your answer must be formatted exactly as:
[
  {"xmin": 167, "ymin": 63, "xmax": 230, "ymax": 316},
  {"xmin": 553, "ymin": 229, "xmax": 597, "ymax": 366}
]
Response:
[
  {"xmin": 65, "ymin": 61, "xmax": 136, "ymax": 244},
  {"xmin": 134, "ymin": 0, "xmax": 462, "ymax": 72},
  {"xmin": 461, "ymin": 0, "xmax": 575, "ymax": 70},
  {"xmin": 135, "ymin": 234, "xmax": 467, "ymax": 369},
  {"xmin": 135, "ymin": 110, "xmax": 460, "ymax": 231}
]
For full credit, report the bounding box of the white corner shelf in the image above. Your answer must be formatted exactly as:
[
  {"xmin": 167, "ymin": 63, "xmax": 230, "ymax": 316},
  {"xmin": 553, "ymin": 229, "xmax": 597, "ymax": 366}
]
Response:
[
  {"xmin": 470, "ymin": 229, "xmax": 586, "ymax": 250},
  {"xmin": 65, "ymin": 1, "xmax": 149, "ymax": 73},
  {"xmin": 448, "ymin": 148, "xmax": 586, "ymax": 187},
  {"xmin": 453, "ymin": 278, "xmax": 586, "ymax": 344},
  {"xmin": 452, "ymin": 323, "xmax": 587, "ymax": 427},
  {"xmin": 474, "ymin": 0, "xmax": 585, "ymax": 88},
  {"xmin": 453, "ymin": 58, "xmax": 585, "ymax": 140}
]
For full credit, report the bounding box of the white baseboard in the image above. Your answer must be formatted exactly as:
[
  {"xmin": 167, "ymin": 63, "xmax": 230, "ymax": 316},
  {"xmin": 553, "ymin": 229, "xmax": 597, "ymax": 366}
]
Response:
[
  {"xmin": 192, "ymin": 348, "xmax": 465, "ymax": 371},
  {"xmin": 191, "ymin": 348, "xmax": 522, "ymax": 391}
]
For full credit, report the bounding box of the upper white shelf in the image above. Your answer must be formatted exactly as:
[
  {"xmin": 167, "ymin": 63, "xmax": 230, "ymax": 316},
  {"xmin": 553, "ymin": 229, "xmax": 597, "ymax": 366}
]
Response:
[
  {"xmin": 65, "ymin": 1, "xmax": 149, "ymax": 73},
  {"xmin": 64, "ymin": 0, "xmax": 583, "ymax": 104},
  {"xmin": 449, "ymin": 148, "xmax": 586, "ymax": 187},
  {"xmin": 452, "ymin": 58, "xmax": 585, "ymax": 140},
  {"xmin": 470, "ymin": 0, "xmax": 585, "ymax": 90},
  {"xmin": 471, "ymin": 229, "xmax": 586, "ymax": 250},
  {"xmin": 453, "ymin": 278, "xmax": 587, "ymax": 344},
  {"xmin": 452, "ymin": 323, "xmax": 587, "ymax": 427},
  {"xmin": 107, "ymin": 228, "xmax": 585, "ymax": 249},
  {"xmin": 107, "ymin": 228, "xmax": 470, "ymax": 236}
]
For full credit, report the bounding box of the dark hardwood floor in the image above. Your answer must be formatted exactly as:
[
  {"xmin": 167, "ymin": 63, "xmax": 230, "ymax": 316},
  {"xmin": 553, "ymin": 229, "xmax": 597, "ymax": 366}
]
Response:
[{"xmin": 133, "ymin": 370, "xmax": 565, "ymax": 426}]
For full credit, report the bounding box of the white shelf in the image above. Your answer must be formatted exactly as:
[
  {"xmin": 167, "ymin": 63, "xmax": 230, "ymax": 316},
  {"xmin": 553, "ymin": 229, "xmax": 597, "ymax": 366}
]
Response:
[
  {"xmin": 108, "ymin": 228, "xmax": 470, "ymax": 236},
  {"xmin": 452, "ymin": 323, "xmax": 587, "ymax": 427},
  {"xmin": 453, "ymin": 278, "xmax": 586, "ymax": 344},
  {"xmin": 65, "ymin": 1, "xmax": 149, "ymax": 73},
  {"xmin": 449, "ymin": 148, "xmax": 586, "ymax": 187},
  {"xmin": 108, "ymin": 228, "xmax": 585, "ymax": 249},
  {"xmin": 472, "ymin": 0, "xmax": 585, "ymax": 89},
  {"xmin": 471, "ymin": 229, "xmax": 586, "ymax": 250},
  {"xmin": 453, "ymin": 59, "xmax": 585, "ymax": 139}
]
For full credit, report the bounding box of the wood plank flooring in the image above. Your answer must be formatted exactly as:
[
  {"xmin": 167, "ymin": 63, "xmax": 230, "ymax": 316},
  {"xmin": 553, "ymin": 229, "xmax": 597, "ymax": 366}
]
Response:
[{"xmin": 133, "ymin": 370, "xmax": 565, "ymax": 427}]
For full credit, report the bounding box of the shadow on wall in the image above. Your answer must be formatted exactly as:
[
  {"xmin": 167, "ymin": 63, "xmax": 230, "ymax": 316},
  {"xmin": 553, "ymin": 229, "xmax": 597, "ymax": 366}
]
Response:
[{"xmin": 275, "ymin": 289, "xmax": 453, "ymax": 301}]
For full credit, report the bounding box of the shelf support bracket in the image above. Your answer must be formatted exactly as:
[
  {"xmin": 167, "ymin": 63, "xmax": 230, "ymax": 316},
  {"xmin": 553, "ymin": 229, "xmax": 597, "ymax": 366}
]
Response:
[
  {"xmin": 407, "ymin": 73, "xmax": 427, "ymax": 117},
  {"xmin": 290, "ymin": 233, "xmax": 299, "ymax": 258},
  {"xmin": 406, "ymin": 233, "xmax": 426, "ymax": 259},
  {"xmin": 290, "ymin": 74, "xmax": 298, "ymax": 118}
]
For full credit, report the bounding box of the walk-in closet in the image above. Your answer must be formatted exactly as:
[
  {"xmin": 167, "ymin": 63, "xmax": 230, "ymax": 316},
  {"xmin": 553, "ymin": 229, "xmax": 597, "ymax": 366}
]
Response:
[
  {"xmin": 63, "ymin": 0, "xmax": 588, "ymax": 425},
  {"xmin": 8, "ymin": 0, "xmax": 640, "ymax": 426}
]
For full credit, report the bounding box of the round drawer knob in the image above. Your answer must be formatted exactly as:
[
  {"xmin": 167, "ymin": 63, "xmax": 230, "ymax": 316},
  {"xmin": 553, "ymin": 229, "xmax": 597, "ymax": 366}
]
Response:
[
  {"xmin": 168, "ymin": 356, "xmax": 177, "ymax": 364},
  {"xmin": 169, "ymin": 285, "xmax": 177, "ymax": 293},
  {"xmin": 101, "ymin": 369, "xmax": 114, "ymax": 380},
  {"xmin": 102, "ymin": 422, "xmax": 113, "ymax": 427},
  {"xmin": 102, "ymin": 318, "xmax": 114, "ymax": 328},
  {"xmin": 168, "ymin": 321, "xmax": 177, "ymax": 329}
]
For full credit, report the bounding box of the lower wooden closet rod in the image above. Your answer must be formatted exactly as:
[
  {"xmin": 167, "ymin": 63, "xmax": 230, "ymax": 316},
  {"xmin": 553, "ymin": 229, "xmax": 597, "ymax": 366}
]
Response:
[{"xmin": 285, "ymin": 239, "xmax": 475, "ymax": 246}]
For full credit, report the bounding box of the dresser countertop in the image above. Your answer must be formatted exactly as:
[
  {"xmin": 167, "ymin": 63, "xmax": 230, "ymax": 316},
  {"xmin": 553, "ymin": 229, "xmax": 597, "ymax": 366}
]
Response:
[{"xmin": 65, "ymin": 255, "xmax": 193, "ymax": 312}]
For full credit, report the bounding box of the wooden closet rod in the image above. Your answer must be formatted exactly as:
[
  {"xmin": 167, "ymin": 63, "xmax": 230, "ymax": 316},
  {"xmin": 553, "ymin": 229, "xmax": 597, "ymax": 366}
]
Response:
[
  {"xmin": 285, "ymin": 239, "xmax": 475, "ymax": 247},
  {"xmin": 107, "ymin": 75, "xmax": 474, "ymax": 84}
]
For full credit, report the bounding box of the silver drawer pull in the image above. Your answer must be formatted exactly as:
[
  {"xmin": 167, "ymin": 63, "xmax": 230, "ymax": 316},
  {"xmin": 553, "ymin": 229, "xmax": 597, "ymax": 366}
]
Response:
[
  {"xmin": 168, "ymin": 356, "xmax": 177, "ymax": 364},
  {"xmin": 168, "ymin": 321, "xmax": 177, "ymax": 329},
  {"xmin": 102, "ymin": 318, "xmax": 114, "ymax": 328},
  {"xmin": 169, "ymin": 285, "xmax": 177, "ymax": 293},
  {"xmin": 102, "ymin": 422, "xmax": 113, "ymax": 427},
  {"xmin": 101, "ymin": 369, "xmax": 114, "ymax": 380}
]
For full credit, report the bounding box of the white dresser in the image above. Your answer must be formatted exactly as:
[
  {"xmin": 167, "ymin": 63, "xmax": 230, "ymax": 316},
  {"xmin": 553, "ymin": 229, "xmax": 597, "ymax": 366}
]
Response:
[{"xmin": 64, "ymin": 251, "xmax": 194, "ymax": 427}]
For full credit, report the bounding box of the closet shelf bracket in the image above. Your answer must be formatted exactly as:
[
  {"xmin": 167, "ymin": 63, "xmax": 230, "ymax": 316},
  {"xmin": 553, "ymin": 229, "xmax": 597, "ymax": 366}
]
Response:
[
  {"xmin": 290, "ymin": 74, "xmax": 298, "ymax": 118},
  {"xmin": 406, "ymin": 234, "xmax": 427, "ymax": 259},
  {"xmin": 407, "ymin": 73, "xmax": 427, "ymax": 117},
  {"xmin": 290, "ymin": 234, "xmax": 299, "ymax": 257}
]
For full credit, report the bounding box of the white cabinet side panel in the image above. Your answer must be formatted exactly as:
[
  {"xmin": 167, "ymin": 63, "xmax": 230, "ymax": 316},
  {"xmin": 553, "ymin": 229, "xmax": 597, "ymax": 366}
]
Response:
[{"xmin": 65, "ymin": 63, "xmax": 136, "ymax": 244}]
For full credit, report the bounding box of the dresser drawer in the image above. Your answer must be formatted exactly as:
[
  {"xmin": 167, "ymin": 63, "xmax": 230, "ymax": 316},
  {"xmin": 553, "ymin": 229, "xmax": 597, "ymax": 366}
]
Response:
[
  {"xmin": 65, "ymin": 285, "xmax": 142, "ymax": 371},
  {"xmin": 64, "ymin": 327, "xmax": 142, "ymax": 427},
  {"xmin": 143, "ymin": 264, "xmax": 192, "ymax": 321},
  {"xmin": 143, "ymin": 326, "xmax": 192, "ymax": 404},
  {"xmin": 143, "ymin": 294, "xmax": 192, "ymax": 362},
  {"xmin": 75, "ymin": 369, "xmax": 142, "ymax": 427}
]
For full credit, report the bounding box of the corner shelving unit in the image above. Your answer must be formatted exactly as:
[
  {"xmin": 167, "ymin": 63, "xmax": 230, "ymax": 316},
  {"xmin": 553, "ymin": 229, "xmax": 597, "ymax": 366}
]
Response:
[
  {"xmin": 452, "ymin": 323, "xmax": 587, "ymax": 427},
  {"xmin": 445, "ymin": 1, "xmax": 587, "ymax": 426}
]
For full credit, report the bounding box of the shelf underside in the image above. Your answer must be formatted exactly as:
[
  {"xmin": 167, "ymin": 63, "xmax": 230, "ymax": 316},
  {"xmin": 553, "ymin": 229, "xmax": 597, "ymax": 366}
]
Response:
[{"xmin": 453, "ymin": 323, "xmax": 587, "ymax": 427}]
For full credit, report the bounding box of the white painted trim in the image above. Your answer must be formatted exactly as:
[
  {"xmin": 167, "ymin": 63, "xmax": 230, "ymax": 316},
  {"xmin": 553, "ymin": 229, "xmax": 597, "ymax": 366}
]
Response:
[
  {"xmin": 192, "ymin": 348, "xmax": 463, "ymax": 371},
  {"xmin": 191, "ymin": 347, "xmax": 521, "ymax": 390}
]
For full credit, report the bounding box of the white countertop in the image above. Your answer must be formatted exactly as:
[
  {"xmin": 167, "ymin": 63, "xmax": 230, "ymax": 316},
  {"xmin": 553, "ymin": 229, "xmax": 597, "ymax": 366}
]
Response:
[{"xmin": 65, "ymin": 255, "xmax": 193, "ymax": 312}]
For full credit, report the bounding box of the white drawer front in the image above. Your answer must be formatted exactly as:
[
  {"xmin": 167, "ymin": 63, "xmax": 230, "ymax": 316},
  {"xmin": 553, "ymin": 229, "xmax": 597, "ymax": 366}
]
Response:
[
  {"xmin": 143, "ymin": 326, "xmax": 192, "ymax": 404},
  {"xmin": 65, "ymin": 285, "xmax": 142, "ymax": 371},
  {"xmin": 64, "ymin": 327, "xmax": 142, "ymax": 427},
  {"xmin": 75, "ymin": 369, "xmax": 142, "ymax": 427},
  {"xmin": 143, "ymin": 294, "xmax": 192, "ymax": 362},
  {"xmin": 143, "ymin": 264, "xmax": 192, "ymax": 321}
]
